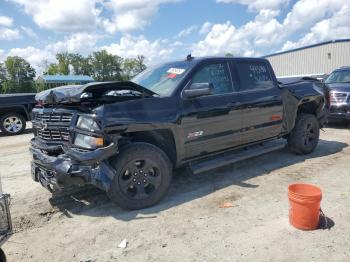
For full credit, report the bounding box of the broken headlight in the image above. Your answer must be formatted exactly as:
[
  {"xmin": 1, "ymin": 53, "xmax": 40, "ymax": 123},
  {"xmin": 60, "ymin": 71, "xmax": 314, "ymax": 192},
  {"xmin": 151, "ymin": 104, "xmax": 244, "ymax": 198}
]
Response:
[
  {"xmin": 74, "ymin": 133, "xmax": 104, "ymax": 149},
  {"xmin": 76, "ymin": 116, "xmax": 100, "ymax": 132}
]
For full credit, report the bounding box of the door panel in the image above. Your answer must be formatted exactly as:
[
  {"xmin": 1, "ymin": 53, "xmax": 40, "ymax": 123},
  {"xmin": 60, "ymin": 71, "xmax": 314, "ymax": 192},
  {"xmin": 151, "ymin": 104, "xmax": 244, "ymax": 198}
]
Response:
[
  {"xmin": 179, "ymin": 61, "xmax": 243, "ymax": 160},
  {"xmin": 234, "ymin": 60, "xmax": 283, "ymax": 144},
  {"xmin": 181, "ymin": 94, "xmax": 242, "ymax": 159}
]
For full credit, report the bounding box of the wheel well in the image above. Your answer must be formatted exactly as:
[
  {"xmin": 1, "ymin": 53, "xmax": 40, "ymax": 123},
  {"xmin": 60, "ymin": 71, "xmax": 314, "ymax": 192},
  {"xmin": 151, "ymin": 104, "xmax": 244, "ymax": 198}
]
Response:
[
  {"xmin": 122, "ymin": 129, "xmax": 177, "ymax": 167},
  {"xmin": 0, "ymin": 108, "xmax": 29, "ymax": 121},
  {"xmin": 297, "ymin": 100, "xmax": 321, "ymax": 116}
]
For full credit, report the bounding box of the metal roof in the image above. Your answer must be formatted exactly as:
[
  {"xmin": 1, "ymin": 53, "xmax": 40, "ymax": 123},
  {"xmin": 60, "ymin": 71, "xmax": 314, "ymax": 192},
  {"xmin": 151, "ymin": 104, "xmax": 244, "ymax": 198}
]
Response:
[
  {"xmin": 264, "ymin": 39, "xmax": 350, "ymax": 58},
  {"xmin": 39, "ymin": 75, "xmax": 95, "ymax": 83}
]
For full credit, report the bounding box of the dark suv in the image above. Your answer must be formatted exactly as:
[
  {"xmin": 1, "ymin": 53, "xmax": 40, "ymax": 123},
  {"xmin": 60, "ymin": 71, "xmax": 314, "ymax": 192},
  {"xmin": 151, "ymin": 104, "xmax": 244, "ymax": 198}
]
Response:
[{"xmin": 325, "ymin": 66, "xmax": 350, "ymax": 122}]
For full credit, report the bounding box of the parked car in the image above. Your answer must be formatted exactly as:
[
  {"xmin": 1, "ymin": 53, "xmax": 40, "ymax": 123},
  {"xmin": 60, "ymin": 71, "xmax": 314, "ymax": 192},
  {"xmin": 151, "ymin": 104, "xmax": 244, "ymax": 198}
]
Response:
[
  {"xmin": 324, "ymin": 66, "xmax": 350, "ymax": 123},
  {"xmin": 0, "ymin": 93, "xmax": 36, "ymax": 136},
  {"xmin": 30, "ymin": 57, "xmax": 328, "ymax": 210}
]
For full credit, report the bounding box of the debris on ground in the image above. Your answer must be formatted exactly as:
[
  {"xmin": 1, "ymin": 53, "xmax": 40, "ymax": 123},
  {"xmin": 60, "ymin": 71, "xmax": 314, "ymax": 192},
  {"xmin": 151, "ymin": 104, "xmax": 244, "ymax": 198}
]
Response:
[{"xmin": 118, "ymin": 239, "xmax": 128, "ymax": 249}]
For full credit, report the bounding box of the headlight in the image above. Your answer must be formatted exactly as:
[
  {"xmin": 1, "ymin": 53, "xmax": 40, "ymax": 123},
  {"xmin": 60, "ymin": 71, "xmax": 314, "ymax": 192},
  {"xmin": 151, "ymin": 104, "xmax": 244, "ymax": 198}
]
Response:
[
  {"xmin": 74, "ymin": 133, "xmax": 104, "ymax": 149},
  {"xmin": 76, "ymin": 116, "xmax": 100, "ymax": 131}
]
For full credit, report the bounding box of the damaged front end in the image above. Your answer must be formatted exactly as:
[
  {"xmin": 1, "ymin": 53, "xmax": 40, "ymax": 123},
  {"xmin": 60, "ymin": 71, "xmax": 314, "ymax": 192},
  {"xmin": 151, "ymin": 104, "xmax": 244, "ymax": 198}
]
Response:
[{"xmin": 30, "ymin": 81, "xmax": 153, "ymax": 193}]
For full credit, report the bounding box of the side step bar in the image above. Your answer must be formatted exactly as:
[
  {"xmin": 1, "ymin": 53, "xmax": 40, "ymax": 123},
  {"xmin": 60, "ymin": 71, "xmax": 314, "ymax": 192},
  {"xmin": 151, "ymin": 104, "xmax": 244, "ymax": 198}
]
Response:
[{"xmin": 190, "ymin": 139, "xmax": 286, "ymax": 175}]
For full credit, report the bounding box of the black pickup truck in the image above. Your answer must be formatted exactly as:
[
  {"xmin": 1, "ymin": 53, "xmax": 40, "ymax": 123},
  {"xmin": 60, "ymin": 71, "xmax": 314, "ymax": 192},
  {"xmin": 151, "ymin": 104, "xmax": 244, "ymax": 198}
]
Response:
[
  {"xmin": 0, "ymin": 93, "xmax": 36, "ymax": 135},
  {"xmin": 30, "ymin": 57, "xmax": 328, "ymax": 209}
]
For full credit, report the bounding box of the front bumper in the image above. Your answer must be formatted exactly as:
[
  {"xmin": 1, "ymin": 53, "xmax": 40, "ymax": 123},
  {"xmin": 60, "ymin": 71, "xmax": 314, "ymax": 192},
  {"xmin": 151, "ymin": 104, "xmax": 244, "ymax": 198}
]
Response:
[
  {"xmin": 30, "ymin": 139, "xmax": 118, "ymax": 192},
  {"xmin": 328, "ymin": 105, "xmax": 350, "ymax": 121}
]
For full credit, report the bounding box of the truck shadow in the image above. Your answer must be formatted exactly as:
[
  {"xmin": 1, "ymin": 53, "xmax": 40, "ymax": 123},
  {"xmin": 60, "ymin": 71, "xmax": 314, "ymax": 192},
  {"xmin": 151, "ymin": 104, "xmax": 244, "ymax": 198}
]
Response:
[{"xmin": 49, "ymin": 139, "xmax": 348, "ymax": 221}]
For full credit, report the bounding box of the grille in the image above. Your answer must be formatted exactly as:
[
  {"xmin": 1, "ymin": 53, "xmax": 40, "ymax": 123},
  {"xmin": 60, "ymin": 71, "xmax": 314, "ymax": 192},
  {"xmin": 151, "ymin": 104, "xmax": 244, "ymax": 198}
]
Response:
[
  {"xmin": 33, "ymin": 112, "xmax": 73, "ymax": 142},
  {"xmin": 330, "ymin": 91, "xmax": 349, "ymax": 105},
  {"xmin": 37, "ymin": 129, "xmax": 70, "ymax": 141},
  {"xmin": 34, "ymin": 112, "xmax": 73, "ymax": 124}
]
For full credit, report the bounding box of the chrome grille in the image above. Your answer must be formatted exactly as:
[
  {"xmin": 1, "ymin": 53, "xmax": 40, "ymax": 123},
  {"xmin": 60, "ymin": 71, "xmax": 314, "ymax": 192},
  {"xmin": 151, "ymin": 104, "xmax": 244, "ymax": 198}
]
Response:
[
  {"xmin": 33, "ymin": 112, "xmax": 73, "ymax": 142},
  {"xmin": 37, "ymin": 129, "xmax": 70, "ymax": 141},
  {"xmin": 330, "ymin": 91, "xmax": 349, "ymax": 105},
  {"xmin": 34, "ymin": 112, "xmax": 73, "ymax": 124}
]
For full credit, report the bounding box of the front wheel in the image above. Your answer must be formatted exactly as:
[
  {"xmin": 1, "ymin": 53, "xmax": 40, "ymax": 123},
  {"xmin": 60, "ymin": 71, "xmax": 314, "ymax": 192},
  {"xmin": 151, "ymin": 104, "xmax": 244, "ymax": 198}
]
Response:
[
  {"xmin": 107, "ymin": 143, "xmax": 172, "ymax": 210},
  {"xmin": 288, "ymin": 113, "xmax": 320, "ymax": 155}
]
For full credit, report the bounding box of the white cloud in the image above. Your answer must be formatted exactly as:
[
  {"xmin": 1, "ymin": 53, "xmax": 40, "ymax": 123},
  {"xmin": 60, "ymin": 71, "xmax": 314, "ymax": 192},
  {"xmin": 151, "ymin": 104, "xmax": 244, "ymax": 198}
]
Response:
[
  {"xmin": 102, "ymin": 35, "xmax": 173, "ymax": 63},
  {"xmin": 101, "ymin": 0, "xmax": 181, "ymax": 33},
  {"xmin": 176, "ymin": 25, "xmax": 198, "ymax": 38},
  {"xmin": 0, "ymin": 27, "xmax": 20, "ymax": 40},
  {"xmin": 216, "ymin": 0, "xmax": 290, "ymax": 11},
  {"xmin": 199, "ymin": 22, "xmax": 212, "ymax": 35},
  {"xmin": 281, "ymin": 1, "xmax": 350, "ymax": 50},
  {"xmin": 194, "ymin": 0, "xmax": 350, "ymax": 57},
  {"xmin": 10, "ymin": 0, "xmax": 101, "ymax": 32},
  {"xmin": 21, "ymin": 26, "xmax": 37, "ymax": 38},
  {"xmin": 6, "ymin": 33, "xmax": 101, "ymax": 74},
  {"xmin": 0, "ymin": 16, "xmax": 13, "ymax": 27}
]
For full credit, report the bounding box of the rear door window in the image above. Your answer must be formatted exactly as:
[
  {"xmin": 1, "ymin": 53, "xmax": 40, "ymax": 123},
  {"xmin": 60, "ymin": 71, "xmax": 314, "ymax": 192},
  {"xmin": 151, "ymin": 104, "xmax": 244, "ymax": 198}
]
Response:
[{"xmin": 236, "ymin": 61, "xmax": 274, "ymax": 91}]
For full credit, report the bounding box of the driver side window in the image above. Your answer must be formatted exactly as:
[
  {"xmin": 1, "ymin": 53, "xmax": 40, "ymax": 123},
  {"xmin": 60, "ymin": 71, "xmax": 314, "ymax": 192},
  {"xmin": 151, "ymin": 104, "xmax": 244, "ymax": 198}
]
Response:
[{"xmin": 191, "ymin": 63, "xmax": 233, "ymax": 95}]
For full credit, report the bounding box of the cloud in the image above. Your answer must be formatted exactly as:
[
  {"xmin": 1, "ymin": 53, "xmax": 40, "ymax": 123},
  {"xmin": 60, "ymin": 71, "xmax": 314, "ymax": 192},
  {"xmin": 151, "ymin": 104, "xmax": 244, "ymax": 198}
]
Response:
[
  {"xmin": 0, "ymin": 16, "xmax": 13, "ymax": 27},
  {"xmin": 176, "ymin": 25, "xmax": 198, "ymax": 38},
  {"xmin": 193, "ymin": 0, "xmax": 350, "ymax": 57},
  {"xmin": 6, "ymin": 33, "xmax": 101, "ymax": 74},
  {"xmin": 0, "ymin": 27, "xmax": 20, "ymax": 40},
  {"xmin": 101, "ymin": 0, "xmax": 181, "ymax": 33},
  {"xmin": 199, "ymin": 22, "xmax": 212, "ymax": 35},
  {"xmin": 21, "ymin": 26, "xmax": 37, "ymax": 38},
  {"xmin": 102, "ymin": 35, "xmax": 173, "ymax": 63},
  {"xmin": 216, "ymin": 0, "xmax": 290, "ymax": 11},
  {"xmin": 10, "ymin": 0, "xmax": 101, "ymax": 32}
]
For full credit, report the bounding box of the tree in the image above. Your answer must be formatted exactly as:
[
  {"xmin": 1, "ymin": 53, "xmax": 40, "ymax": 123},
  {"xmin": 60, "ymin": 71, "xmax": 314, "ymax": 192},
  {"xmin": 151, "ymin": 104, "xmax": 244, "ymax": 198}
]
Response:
[
  {"xmin": 56, "ymin": 53, "xmax": 70, "ymax": 75},
  {"xmin": 44, "ymin": 63, "xmax": 60, "ymax": 75},
  {"xmin": 3, "ymin": 56, "xmax": 36, "ymax": 93},
  {"xmin": 225, "ymin": 53, "xmax": 234, "ymax": 57},
  {"xmin": 89, "ymin": 50, "xmax": 123, "ymax": 81},
  {"xmin": 0, "ymin": 62, "xmax": 7, "ymax": 93},
  {"xmin": 68, "ymin": 53, "xmax": 93, "ymax": 75},
  {"xmin": 122, "ymin": 55, "xmax": 147, "ymax": 80}
]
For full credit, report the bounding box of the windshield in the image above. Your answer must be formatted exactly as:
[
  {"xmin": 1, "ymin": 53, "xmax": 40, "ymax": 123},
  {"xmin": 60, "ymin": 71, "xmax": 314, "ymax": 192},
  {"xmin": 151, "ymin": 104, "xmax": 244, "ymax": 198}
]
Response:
[
  {"xmin": 325, "ymin": 70, "xmax": 350, "ymax": 84},
  {"xmin": 131, "ymin": 61, "xmax": 192, "ymax": 96}
]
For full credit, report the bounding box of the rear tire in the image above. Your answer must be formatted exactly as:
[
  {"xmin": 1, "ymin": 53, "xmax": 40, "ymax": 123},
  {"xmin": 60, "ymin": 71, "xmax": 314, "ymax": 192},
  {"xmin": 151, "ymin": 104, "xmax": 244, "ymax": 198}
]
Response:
[
  {"xmin": 107, "ymin": 143, "xmax": 172, "ymax": 210},
  {"xmin": 288, "ymin": 113, "xmax": 320, "ymax": 155},
  {"xmin": 0, "ymin": 113, "xmax": 26, "ymax": 136}
]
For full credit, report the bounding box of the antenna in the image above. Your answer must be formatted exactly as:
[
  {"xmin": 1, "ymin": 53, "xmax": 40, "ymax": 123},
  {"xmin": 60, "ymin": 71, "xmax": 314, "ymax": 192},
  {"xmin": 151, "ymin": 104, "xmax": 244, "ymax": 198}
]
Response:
[{"xmin": 186, "ymin": 54, "xmax": 194, "ymax": 61}]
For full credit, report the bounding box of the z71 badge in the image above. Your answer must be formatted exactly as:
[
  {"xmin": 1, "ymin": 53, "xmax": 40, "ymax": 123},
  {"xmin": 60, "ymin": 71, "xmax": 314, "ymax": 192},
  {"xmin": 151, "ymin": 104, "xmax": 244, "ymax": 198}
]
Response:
[{"xmin": 187, "ymin": 131, "xmax": 204, "ymax": 139}]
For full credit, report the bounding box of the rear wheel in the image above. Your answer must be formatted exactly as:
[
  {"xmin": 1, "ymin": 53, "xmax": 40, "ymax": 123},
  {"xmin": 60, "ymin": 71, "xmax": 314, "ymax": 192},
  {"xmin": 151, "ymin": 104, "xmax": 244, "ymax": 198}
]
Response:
[
  {"xmin": 0, "ymin": 113, "xmax": 26, "ymax": 136},
  {"xmin": 288, "ymin": 113, "xmax": 320, "ymax": 155},
  {"xmin": 107, "ymin": 143, "xmax": 172, "ymax": 210}
]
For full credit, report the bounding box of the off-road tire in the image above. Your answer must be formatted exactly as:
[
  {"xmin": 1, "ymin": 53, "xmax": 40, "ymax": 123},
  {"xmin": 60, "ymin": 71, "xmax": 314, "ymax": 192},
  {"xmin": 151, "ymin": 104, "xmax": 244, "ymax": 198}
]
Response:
[
  {"xmin": 288, "ymin": 113, "xmax": 320, "ymax": 155},
  {"xmin": 107, "ymin": 143, "xmax": 172, "ymax": 210},
  {"xmin": 0, "ymin": 112, "xmax": 26, "ymax": 136}
]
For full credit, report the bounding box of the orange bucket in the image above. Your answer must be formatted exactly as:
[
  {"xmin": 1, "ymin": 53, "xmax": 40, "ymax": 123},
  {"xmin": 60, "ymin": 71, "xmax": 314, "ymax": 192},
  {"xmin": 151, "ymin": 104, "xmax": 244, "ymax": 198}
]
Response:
[{"xmin": 288, "ymin": 183, "xmax": 322, "ymax": 230}]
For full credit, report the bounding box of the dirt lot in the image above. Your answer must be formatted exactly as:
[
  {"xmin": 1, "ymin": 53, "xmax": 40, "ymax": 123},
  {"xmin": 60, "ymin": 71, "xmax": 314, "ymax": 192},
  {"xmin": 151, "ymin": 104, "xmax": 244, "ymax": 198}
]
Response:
[{"xmin": 1, "ymin": 124, "xmax": 350, "ymax": 261}]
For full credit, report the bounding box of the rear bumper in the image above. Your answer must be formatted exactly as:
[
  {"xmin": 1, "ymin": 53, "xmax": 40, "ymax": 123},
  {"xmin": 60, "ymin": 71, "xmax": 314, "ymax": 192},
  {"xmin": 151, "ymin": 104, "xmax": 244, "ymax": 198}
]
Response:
[{"xmin": 30, "ymin": 139, "xmax": 118, "ymax": 192}]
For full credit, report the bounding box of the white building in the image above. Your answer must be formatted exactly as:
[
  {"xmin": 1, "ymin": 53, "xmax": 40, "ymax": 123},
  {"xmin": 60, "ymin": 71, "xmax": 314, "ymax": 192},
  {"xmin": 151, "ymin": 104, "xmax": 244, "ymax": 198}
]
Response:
[{"xmin": 265, "ymin": 39, "xmax": 350, "ymax": 77}]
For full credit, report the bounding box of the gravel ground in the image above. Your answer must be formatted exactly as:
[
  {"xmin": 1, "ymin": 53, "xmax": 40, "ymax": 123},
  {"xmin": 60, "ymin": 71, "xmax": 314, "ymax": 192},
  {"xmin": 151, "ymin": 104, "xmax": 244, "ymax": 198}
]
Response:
[{"xmin": 1, "ymin": 123, "xmax": 350, "ymax": 262}]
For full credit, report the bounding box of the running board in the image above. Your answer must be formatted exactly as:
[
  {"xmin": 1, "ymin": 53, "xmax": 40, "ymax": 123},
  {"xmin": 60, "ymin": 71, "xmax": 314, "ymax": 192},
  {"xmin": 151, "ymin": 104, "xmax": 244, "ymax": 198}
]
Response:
[{"xmin": 190, "ymin": 139, "xmax": 286, "ymax": 175}]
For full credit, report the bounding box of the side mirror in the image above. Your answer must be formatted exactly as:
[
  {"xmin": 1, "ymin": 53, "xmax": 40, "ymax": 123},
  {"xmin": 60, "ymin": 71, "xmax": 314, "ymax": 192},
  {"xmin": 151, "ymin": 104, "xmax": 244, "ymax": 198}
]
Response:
[{"xmin": 183, "ymin": 83, "xmax": 214, "ymax": 99}]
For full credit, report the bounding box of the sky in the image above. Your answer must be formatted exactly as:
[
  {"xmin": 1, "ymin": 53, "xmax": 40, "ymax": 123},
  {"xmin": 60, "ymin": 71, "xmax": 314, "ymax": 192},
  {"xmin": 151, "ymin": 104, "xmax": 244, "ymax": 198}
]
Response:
[{"xmin": 0, "ymin": 0, "xmax": 349, "ymax": 74}]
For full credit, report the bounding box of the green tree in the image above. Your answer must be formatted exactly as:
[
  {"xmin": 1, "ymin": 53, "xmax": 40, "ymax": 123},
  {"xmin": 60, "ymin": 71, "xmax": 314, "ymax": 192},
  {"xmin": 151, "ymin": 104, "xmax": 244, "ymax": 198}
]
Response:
[
  {"xmin": 0, "ymin": 62, "xmax": 7, "ymax": 93},
  {"xmin": 56, "ymin": 53, "xmax": 70, "ymax": 75},
  {"xmin": 68, "ymin": 53, "xmax": 93, "ymax": 75},
  {"xmin": 44, "ymin": 63, "xmax": 60, "ymax": 75},
  {"xmin": 3, "ymin": 56, "xmax": 36, "ymax": 93},
  {"xmin": 89, "ymin": 50, "xmax": 123, "ymax": 81},
  {"xmin": 225, "ymin": 53, "xmax": 234, "ymax": 57},
  {"xmin": 122, "ymin": 56, "xmax": 147, "ymax": 80}
]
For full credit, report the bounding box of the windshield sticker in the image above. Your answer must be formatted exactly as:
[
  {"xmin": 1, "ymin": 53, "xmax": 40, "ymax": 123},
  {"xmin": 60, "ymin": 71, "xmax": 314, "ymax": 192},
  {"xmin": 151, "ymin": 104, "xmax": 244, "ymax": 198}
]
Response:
[
  {"xmin": 167, "ymin": 73, "xmax": 178, "ymax": 79},
  {"xmin": 167, "ymin": 68, "xmax": 186, "ymax": 75}
]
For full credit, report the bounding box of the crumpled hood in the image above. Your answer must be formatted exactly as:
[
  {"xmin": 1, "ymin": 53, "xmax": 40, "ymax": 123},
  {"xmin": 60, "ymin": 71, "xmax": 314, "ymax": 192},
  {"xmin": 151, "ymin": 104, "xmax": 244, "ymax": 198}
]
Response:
[
  {"xmin": 326, "ymin": 83, "xmax": 350, "ymax": 92},
  {"xmin": 35, "ymin": 81, "xmax": 157, "ymax": 105}
]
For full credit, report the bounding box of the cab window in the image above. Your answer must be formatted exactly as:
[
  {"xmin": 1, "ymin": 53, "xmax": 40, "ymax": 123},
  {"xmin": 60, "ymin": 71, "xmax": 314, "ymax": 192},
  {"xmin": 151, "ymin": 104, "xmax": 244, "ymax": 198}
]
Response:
[
  {"xmin": 236, "ymin": 61, "xmax": 274, "ymax": 91},
  {"xmin": 191, "ymin": 63, "xmax": 233, "ymax": 95}
]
